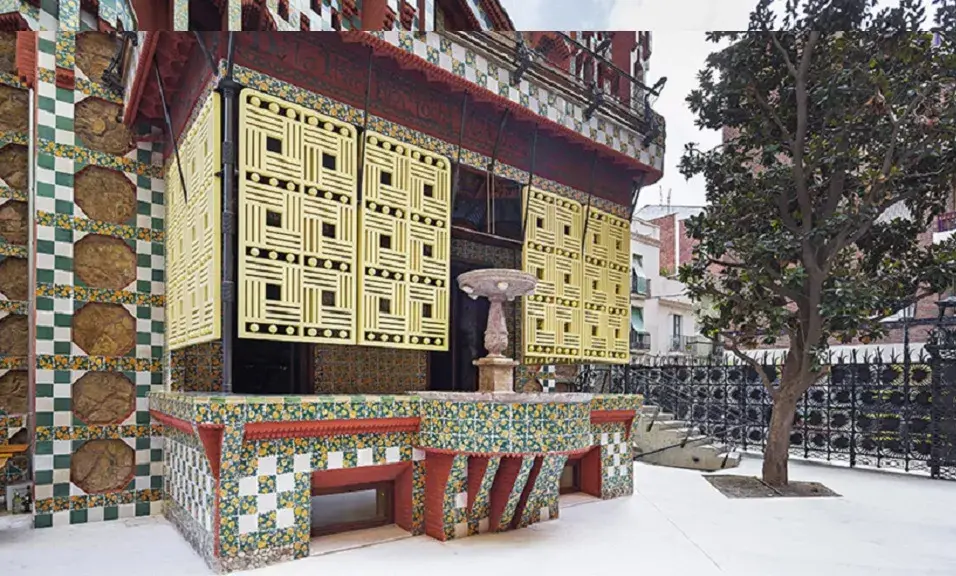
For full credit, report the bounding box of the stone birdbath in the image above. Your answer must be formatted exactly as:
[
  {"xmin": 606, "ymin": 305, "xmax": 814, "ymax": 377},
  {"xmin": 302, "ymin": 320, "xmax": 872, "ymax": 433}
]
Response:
[{"xmin": 457, "ymin": 268, "xmax": 537, "ymax": 393}]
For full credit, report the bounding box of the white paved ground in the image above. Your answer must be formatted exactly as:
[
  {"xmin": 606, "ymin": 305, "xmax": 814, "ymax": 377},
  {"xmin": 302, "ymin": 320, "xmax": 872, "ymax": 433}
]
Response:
[{"xmin": 3, "ymin": 457, "xmax": 955, "ymax": 576}]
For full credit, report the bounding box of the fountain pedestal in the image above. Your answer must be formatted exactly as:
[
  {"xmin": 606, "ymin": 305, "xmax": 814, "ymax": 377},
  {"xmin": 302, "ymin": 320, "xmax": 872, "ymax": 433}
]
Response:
[{"xmin": 457, "ymin": 268, "xmax": 537, "ymax": 393}]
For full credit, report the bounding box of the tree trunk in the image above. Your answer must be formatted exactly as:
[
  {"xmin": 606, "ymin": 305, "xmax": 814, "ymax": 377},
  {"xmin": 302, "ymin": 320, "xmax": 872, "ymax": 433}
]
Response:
[{"xmin": 762, "ymin": 391, "xmax": 800, "ymax": 487}]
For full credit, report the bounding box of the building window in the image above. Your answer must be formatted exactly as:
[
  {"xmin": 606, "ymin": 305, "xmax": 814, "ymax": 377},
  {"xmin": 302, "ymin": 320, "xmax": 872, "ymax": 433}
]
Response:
[
  {"xmin": 630, "ymin": 307, "xmax": 644, "ymax": 331},
  {"xmin": 672, "ymin": 314, "xmax": 682, "ymax": 337}
]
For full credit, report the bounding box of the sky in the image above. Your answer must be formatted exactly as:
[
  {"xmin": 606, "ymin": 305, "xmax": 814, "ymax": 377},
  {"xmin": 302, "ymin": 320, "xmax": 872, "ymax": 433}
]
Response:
[{"xmin": 496, "ymin": 0, "xmax": 937, "ymax": 209}]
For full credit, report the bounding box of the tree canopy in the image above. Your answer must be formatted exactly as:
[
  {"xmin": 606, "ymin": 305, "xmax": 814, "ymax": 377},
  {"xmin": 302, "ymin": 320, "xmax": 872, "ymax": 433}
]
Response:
[{"xmin": 679, "ymin": 0, "xmax": 956, "ymax": 397}]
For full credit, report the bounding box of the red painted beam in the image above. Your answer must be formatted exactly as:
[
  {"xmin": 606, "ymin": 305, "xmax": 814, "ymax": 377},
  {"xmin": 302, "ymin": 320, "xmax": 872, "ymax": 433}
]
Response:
[
  {"xmin": 243, "ymin": 417, "xmax": 420, "ymax": 440},
  {"xmin": 424, "ymin": 453, "xmax": 456, "ymax": 540},
  {"xmin": 487, "ymin": 457, "xmax": 522, "ymax": 532},
  {"xmin": 466, "ymin": 456, "xmax": 490, "ymax": 512},
  {"xmin": 590, "ymin": 409, "xmax": 637, "ymax": 439},
  {"xmin": 509, "ymin": 456, "xmax": 542, "ymax": 530}
]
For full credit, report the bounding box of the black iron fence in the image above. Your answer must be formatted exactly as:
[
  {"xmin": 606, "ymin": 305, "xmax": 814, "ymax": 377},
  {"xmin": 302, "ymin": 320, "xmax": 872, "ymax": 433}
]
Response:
[{"xmin": 576, "ymin": 346, "xmax": 956, "ymax": 481}]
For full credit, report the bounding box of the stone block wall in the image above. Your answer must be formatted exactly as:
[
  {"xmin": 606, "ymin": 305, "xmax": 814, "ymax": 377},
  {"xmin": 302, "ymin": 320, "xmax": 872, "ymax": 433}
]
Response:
[{"xmin": 0, "ymin": 30, "xmax": 31, "ymax": 495}]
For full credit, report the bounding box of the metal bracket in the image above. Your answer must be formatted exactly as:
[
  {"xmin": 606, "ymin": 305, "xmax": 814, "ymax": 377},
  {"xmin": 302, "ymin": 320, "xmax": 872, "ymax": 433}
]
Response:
[
  {"xmin": 511, "ymin": 35, "xmax": 534, "ymax": 86},
  {"xmin": 584, "ymin": 81, "xmax": 605, "ymax": 121}
]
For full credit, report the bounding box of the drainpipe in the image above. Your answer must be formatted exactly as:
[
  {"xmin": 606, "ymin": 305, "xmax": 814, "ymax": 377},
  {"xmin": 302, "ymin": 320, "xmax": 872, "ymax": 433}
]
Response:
[
  {"xmin": 219, "ymin": 33, "xmax": 238, "ymax": 394},
  {"xmin": 27, "ymin": 87, "xmax": 36, "ymax": 454}
]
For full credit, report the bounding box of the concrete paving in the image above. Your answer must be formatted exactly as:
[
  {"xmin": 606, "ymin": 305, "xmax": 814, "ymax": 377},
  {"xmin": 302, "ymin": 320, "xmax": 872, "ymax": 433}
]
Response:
[{"xmin": 2, "ymin": 457, "xmax": 955, "ymax": 576}]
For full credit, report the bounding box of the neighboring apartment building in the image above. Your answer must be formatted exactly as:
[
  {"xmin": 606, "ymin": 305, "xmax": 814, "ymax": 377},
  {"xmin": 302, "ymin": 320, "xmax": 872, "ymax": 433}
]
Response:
[{"xmin": 629, "ymin": 210, "xmax": 713, "ymax": 359}]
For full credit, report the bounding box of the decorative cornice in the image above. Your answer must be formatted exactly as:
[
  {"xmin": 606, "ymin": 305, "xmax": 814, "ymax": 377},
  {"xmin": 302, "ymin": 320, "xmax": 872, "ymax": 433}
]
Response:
[
  {"xmin": 340, "ymin": 31, "xmax": 661, "ymax": 179},
  {"xmin": 149, "ymin": 409, "xmax": 195, "ymax": 436},
  {"xmin": 197, "ymin": 424, "xmax": 224, "ymax": 480},
  {"xmin": 123, "ymin": 31, "xmax": 158, "ymax": 126},
  {"xmin": 420, "ymin": 446, "xmax": 593, "ymax": 458},
  {"xmin": 398, "ymin": 0, "xmax": 416, "ymax": 30},
  {"xmin": 590, "ymin": 409, "xmax": 637, "ymax": 439},
  {"xmin": 243, "ymin": 417, "xmax": 421, "ymax": 440},
  {"xmin": 476, "ymin": 0, "xmax": 515, "ymax": 31}
]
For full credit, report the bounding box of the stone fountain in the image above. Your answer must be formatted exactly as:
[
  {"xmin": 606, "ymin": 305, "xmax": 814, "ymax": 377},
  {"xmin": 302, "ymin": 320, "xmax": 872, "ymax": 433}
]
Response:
[{"xmin": 456, "ymin": 268, "xmax": 537, "ymax": 393}]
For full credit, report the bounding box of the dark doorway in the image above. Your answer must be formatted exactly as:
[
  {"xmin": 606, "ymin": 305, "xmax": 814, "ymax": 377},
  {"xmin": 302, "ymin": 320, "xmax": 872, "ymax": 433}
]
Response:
[
  {"xmin": 232, "ymin": 339, "xmax": 314, "ymax": 395},
  {"xmin": 429, "ymin": 260, "xmax": 489, "ymax": 392},
  {"xmin": 310, "ymin": 481, "xmax": 395, "ymax": 537},
  {"xmin": 560, "ymin": 459, "xmax": 582, "ymax": 494}
]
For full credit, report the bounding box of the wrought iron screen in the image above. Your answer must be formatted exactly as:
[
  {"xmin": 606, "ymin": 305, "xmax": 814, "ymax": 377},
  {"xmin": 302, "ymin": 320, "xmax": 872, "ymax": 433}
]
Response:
[{"xmin": 577, "ymin": 349, "xmax": 956, "ymax": 481}]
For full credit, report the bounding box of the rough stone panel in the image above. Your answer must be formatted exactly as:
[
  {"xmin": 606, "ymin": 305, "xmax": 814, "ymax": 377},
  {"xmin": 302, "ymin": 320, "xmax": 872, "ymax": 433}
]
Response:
[
  {"xmin": 0, "ymin": 85, "xmax": 28, "ymax": 132},
  {"xmin": 0, "ymin": 200, "xmax": 28, "ymax": 245},
  {"xmin": 74, "ymin": 234, "xmax": 137, "ymax": 290},
  {"xmin": 72, "ymin": 371, "xmax": 136, "ymax": 425},
  {"xmin": 0, "ymin": 144, "xmax": 27, "ymax": 191},
  {"xmin": 74, "ymin": 166, "xmax": 137, "ymax": 224},
  {"xmin": 75, "ymin": 98, "xmax": 135, "ymax": 156},
  {"xmin": 0, "ymin": 314, "xmax": 28, "ymax": 356},
  {"xmin": 313, "ymin": 345, "xmax": 426, "ymax": 394},
  {"xmin": 72, "ymin": 303, "xmax": 136, "ymax": 357},
  {"xmin": 0, "ymin": 31, "xmax": 15, "ymax": 75},
  {"xmin": 70, "ymin": 439, "xmax": 135, "ymax": 493},
  {"xmin": 75, "ymin": 32, "xmax": 118, "ymax": 83},
  {"xmin": 0, "ymin": 369, "xmax": 28, "ymax": 415},
  {"xmin": 0, "ymin": 256, "xmax": 28, "ymax": 301}
]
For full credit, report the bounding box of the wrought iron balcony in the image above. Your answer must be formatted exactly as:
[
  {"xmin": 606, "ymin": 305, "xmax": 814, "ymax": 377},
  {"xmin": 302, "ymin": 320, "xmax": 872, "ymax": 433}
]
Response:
[
  {"xmin": 631, "ymin": 273, "xmax": 650, "ymax": 297},
  {"xmin": 630, "ymin": 329, "xmax": 651, "ymax": 351},
  {"xmin": 670, "ymin": 335, "xmax": 714, "ymax": 356}
]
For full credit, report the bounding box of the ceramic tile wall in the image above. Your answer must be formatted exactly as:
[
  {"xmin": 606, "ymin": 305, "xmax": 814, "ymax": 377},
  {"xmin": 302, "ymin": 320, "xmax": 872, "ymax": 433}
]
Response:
[
  {"xmin": 31, "ymin": 24, "xmax": 166, "ymax": 528},
  {"xmin": 313, "ymin": 345, "xmax": 428, "ymax": 394},
  {"xmin": 592, "ymin": 422, "xmax": 633, "ymax": 499},
  {"xmin": 517, "ymin": 454, "xmax": 565, "ymax": 527},
  {"xmin": 0, "ymin": 32, "xmax": 31, "ymax": 493},
  {"xmin": 465, "ymin": 454, "xmax": 499, "ymax": 534},
  {"xmin": 373, "ymin": 31, "xmax": 666, "ymax": 173},
  {"xmin": 163, "ymin": 428, "xmax": 217, "ymax": 566}
]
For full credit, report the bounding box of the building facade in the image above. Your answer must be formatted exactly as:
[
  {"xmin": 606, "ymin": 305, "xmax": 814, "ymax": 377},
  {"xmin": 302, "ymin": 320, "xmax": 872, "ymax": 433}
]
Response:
[
  {"xmin": 629, "ymin": 205, "xmax": 711, "ymax": 359},
  {"xmin": 0, "ymin": 1, "xmax": 665, "ymax": 572}
]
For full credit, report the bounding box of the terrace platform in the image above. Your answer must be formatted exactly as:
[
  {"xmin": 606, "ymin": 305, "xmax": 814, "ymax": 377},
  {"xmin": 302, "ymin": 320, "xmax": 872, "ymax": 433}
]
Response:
[{"xmin": 4, "ymin": 457, "xmax": 954, "ymax": 576}]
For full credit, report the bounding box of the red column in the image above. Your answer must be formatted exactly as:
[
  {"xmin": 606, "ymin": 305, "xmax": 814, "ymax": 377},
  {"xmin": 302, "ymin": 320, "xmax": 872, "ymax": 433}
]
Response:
[{"xmin": 611, "ymin": 31, "xmax": 637, "ymax": 108}]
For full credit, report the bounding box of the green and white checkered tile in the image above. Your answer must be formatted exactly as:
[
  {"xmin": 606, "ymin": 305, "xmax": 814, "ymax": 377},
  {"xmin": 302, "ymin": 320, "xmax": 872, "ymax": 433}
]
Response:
[{"xmin": 33, "ymin": 151, "xmax": 75, "ymax": 217}]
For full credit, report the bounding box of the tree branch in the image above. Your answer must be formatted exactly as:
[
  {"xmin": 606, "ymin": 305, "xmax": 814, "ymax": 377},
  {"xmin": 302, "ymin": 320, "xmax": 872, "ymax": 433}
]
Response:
[
  {"xmin": 720, "ymin": 332, "xmax": 778, "ymax": 399},
  {"xmin": 792, "ymin": 31, "xmax": 820, "ymax": 235}
]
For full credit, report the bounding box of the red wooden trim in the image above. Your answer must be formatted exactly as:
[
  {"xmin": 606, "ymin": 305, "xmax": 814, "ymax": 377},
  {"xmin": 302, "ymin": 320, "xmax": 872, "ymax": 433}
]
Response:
[
  {"xmin": 477, "ymin": 0, "xmax": 515, "ymax": 30},
  {"xmin": 14, "ymin": 31, "xmax": 36, "ymax": 89},
  {"xmin": 580, "ymin": 445, "xmax": 602, "ymax": 497},
  {"xmin": 421, "ymin": 446, "xmax": 592, "ymax": 459},
  {"xmin": 590, "ymin": 409, "xmax": 637, "ymax": 440},
  {"xmin": 54, "ymin": 67, "xmax": 75, "ymax": 90},
  {"xmin": 150, "ymin": 410, "xmax": 195, "ymax": 436},
  {"xmin": 197, "ymin": 424, "xmax": 225, "ymax": 480},
  {"xmin": 123, "ymin": 31, "xmax": 159, "ymax": 126},
  {"xmin": 310, "ymin": 461, "xmax": 411, "ymax": 490},
  {"xmin": 0, "ymin": 11, "xmax": 28, "ymax": 31},
  {"xmin": 423, "ymin": 452, "xmax": 456, "ymax": 540},
  {"xmin": 339, "ymin": 31, "xmax": 662, "ymax": 180},
  {"xmin": 243, "ymin": 417, "xmax": 421, "ymax": 440},
  {"xmin": 488, "ymin": 456, "xmax": 522, "ymax": 532}
]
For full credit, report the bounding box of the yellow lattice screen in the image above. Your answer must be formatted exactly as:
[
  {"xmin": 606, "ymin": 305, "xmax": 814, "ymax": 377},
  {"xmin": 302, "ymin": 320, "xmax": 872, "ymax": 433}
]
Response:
[
  {"xmin": 237, "ymin": 89, "xmax": 358, "ymax": 343},
  {"xmin": 358, "ymin": 131, "xmax": 451, "ymax": 350},
  {"xmin": 166, "ymin": 92, "xmax": 221, "ymax": 351},
  {"xmin": 521, "ymin": 187, "xmax": 583, "ymax": 364},
  {"xmin": 582, "ymin": 209, "xmax": 631, "ymax": 363}
]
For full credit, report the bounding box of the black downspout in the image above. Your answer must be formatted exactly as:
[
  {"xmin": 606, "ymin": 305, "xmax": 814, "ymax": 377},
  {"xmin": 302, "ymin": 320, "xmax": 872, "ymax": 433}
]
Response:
[
  {"xmin": 627, "ymin": 172, "xmax": 648, "ymax": 223},
  {"xmin": 487, "ymin": 109, "xmax": 510, "ymax": 234},
  {"xmin": 356, "ymin": 47, "xmax": 374, "ymax": 207},
  {"xmin": 219, "ymin": 33, "xmax": 238, "ymax": 394},
  {"xmin": 519, "ymin": 124, "xmax": 539, "ymax": 245},
  {"xmin": 579, "ymin": 151, "xmax": 599, "ymax": 253},
  {"xmin": 450, "ymin": 92, "xmax": 469, "ymax": 211}
]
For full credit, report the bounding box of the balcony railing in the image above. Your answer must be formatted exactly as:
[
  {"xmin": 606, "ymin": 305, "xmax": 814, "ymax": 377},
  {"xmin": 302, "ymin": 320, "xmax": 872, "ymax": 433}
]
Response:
[
  {"xmin": 670, "ymin": 335, "xmax": 715, "ymax": 356},
  {"xmin": 939, "ymin": 212, "xmax": 956, "ymax": 233},
  {"xmin": 630, "ymin": 329, "xmax": 651, "ymax": 351},
  {"xmin": 631, "ymin": 274, "xmax": 650, "ymax": 297}
]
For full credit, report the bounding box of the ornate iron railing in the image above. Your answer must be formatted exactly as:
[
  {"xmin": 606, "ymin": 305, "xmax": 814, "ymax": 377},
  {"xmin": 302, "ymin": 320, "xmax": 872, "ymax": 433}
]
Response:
[
  {"xmin": 575, "ymin": 347, "xmax": 956, "ymax": 481},
  {"xmin": 630, "ymin": 329, "xmax": 651, "ymax": 351}
]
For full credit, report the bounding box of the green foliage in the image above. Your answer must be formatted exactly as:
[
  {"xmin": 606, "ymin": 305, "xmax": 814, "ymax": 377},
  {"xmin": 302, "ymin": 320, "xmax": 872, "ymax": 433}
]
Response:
[{"xmin": 679, "ymin": 0, "xmax": 956, "ymax": 381}]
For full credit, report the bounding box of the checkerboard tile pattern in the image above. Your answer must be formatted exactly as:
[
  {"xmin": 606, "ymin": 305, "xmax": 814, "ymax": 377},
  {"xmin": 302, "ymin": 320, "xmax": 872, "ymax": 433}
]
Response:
[
  {"xmin": 536, "ymin": 364, "xmax": 557, "ymax": 392},
  {"xmin": 374, "ymin": 32, "xmax": 665, "ymax": 172},
  {"xmin": 595, "ymin": 425, "xmax": 634, "ymax": 499},
  {"xmin": 166, "ymin": 438, "xmax": 214, "ymax": 531},
  {"xmin": 31, "ymin": 28, "xmax": 167, "ymax": 529}
]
